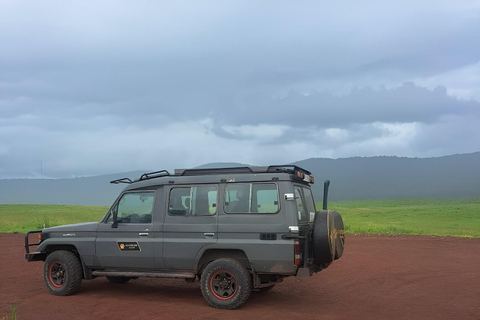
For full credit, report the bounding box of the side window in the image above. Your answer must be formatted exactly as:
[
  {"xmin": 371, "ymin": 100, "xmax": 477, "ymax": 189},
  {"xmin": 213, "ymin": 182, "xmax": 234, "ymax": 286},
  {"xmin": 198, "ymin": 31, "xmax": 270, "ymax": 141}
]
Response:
[
  {"xmin": 168, "ymin": 186, "xmax": 217, "ymax": 216},
  {"xmin": 253, "ymin": 183, "xmax": 279, "ymax": 213},
  {"xmin": 107, "ymin": 192, "xmax": 154, "ymax": 224},
  {"xmin": 303, "ymin": 187, "xmax": 317, "ymax": 222},
  {"xmin": 225, "ymin": 183, "xmax": 250, "ymax": 213},
  {"xmin": 225, "ymin": 183, "xmax": 279, "ymax": 214},
  {"xmin": 294, "ymin": 186, "xmax": 307, "ymax": 222}
]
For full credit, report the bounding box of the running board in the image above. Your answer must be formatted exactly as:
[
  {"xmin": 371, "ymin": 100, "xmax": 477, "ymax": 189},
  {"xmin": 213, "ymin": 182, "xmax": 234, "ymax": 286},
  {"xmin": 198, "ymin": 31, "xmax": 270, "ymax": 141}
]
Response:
[{"xmin": 92, "ymin": 270, "xmax": 196, "ymax": 280}]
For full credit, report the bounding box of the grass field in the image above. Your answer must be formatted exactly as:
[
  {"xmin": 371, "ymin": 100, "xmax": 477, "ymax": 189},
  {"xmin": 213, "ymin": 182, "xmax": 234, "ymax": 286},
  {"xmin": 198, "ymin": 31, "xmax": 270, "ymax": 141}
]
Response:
[
  {"xmin": 0, "ymin": 205, "xmax": 109, "ymax": 233},
  {"xmin": 1, "ymin": 198, "xmax": 479, "ymax": 237},
  {"xmin": 329, "ymin": 198, "xmax": 480, "ymax": 238}
]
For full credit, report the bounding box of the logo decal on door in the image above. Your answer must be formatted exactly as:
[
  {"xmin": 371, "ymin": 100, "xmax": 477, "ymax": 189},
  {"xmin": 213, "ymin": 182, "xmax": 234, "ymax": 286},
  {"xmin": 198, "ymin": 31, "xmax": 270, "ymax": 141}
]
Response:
[{"xmin": 116, "ymin": 242, "xmax": 141, "ymax": 251}]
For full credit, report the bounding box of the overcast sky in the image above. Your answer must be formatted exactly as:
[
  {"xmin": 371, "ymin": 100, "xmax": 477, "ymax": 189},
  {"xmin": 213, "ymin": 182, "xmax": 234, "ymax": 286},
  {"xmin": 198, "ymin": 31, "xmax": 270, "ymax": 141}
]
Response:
[{"xmin": 1, "ymin": 0, "xmax": 480, "ymax": 178}]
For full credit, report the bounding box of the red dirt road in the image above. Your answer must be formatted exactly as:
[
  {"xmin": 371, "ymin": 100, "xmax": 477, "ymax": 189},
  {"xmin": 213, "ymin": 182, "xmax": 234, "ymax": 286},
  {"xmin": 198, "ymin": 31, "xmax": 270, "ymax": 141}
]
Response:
[{"xmin": 1, "ymin": 233, "xmax": 479, "ymax": 320}]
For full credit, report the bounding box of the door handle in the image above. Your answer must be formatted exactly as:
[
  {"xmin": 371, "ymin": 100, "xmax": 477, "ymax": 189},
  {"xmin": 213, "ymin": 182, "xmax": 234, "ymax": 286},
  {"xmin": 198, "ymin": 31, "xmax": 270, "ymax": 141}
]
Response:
[
  {"xmin": 138, "ymin": 233, "xmax": 149, "ymax": 236},
  {"xmin": 204, "ymin": 232, "xmax": 215, "ymax": 238}
]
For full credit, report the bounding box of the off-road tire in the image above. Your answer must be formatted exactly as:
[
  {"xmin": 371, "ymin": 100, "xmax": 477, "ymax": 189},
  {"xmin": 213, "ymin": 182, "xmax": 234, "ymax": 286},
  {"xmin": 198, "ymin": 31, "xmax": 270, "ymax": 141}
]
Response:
[
  {"xmin": 106, "ymin": 276, "xmax": 131, "ymax": 284},
  {"xmin": 331, "ymin": 210, "xmax": 345, "ymax": 259},
  {"xmin": 312, "ymin": 210, "xmax": 345, "ymax": 267},
  {"xmin": 201, "ymin": 258, "xmax": 252, "ymax": 309},
  {"xmin": 44, "ymin": 250, "xmax": 83, "ymax": 296}
]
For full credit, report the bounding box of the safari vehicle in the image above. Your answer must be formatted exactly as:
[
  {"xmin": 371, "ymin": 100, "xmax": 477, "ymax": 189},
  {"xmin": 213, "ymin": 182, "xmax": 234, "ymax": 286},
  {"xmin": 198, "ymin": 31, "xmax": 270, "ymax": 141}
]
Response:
[{"xmin": 25, "ymin": 165, "xmax": 345, "ymax": 309}]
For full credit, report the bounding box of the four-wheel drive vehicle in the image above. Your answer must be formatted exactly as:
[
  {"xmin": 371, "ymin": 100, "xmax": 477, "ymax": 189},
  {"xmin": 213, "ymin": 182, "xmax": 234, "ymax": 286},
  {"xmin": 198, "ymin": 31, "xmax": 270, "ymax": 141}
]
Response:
[{"xmin": 25, "ymin": 165, "xmax": 345, "ymax": 309}]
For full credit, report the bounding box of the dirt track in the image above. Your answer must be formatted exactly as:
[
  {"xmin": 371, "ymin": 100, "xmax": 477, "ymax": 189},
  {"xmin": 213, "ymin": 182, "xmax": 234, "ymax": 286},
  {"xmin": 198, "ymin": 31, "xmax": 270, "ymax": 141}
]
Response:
[{"xmin": 1, "ymin": 233, "xmax": 479, "ymax": 320}]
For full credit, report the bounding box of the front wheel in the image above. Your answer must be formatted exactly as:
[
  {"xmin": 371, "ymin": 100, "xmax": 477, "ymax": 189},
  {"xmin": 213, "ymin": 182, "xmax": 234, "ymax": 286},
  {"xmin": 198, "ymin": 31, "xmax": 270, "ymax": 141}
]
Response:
[
  {"xmin": 201, "ymin": 258, "xmax": 252, "ymax": 309},
  {"xmin": 44, "ymin": 250, "xmax": 83, "ymax": 296}
]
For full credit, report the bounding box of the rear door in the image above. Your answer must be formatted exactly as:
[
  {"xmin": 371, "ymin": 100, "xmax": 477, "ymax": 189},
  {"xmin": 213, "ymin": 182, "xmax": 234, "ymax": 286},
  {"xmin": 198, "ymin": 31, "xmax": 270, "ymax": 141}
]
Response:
[
  {"xmin": 294, "ymin": 185, "xmax": 317, "ymax": 222},
  {"xmin": 95, "ymin": 191, "xmax": 156, "ymax": 270},
  {"xmin": 293, "ymin": 185, "xmax": 317, "ymax": 266},
  {"xmin": 162, "ymin": 185, "xmax": 218, "ymax": 271}
]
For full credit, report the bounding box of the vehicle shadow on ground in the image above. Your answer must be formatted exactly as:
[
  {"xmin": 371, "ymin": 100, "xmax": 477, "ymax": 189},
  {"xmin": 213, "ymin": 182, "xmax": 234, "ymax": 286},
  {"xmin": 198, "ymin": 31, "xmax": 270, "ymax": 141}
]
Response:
[
  {"xmin": 79, "ymin": 277, "xmax": 206, "ymax": 302},
  {"xmin": 78, "ymin": 277, "xmax": 309, "ymax": 310}
]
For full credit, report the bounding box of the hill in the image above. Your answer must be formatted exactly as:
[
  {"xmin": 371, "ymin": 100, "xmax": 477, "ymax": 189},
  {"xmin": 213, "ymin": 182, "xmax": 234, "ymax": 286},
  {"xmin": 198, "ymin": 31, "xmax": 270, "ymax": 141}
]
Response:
[
  {"xmin": 1, "ymin": 153, "xmax": 479, "ymax": 205},
  {"xmin": 0, "ymin": 171, "xmax": 145, "ymax": 206},
  {"xmin": 294, "ymin": 152, "xmax": 480, "ymax": 201}
]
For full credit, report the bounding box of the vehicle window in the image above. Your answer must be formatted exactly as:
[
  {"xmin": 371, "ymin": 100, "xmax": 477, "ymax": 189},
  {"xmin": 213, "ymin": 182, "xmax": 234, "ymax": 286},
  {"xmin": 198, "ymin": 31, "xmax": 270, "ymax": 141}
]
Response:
[
  {"xmin": 303, "ymin": 187, "xmax": 317, "ymax": 222},
  {"xmin": 168, "ymin": 186, "xmax": 217, "ymax": 216},
  {"xmin": 107, "ymin": 192, "xmax": 154, "ymax": 224},
  {"xmin": 253, "ymin": 183, "xmax": 279, "ymax": 213},
  {"xmin": 225, "ymin": 183, "xmax": 279, "ymax": 214},
  {"xmin": 294, "ymin": 186, "xmax": 307, "ymax": 222}
]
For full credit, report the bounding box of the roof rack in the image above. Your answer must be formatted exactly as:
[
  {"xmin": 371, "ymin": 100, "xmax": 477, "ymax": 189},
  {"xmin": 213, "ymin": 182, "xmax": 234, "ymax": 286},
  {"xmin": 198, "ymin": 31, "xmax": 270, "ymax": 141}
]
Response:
[
  {"xmin": 110, "ymin": 170, "xmax": 171, "ymax": 185},
  {"xmin": 175, "ymin": 165, "xmax": 311, "ymax": 176},
  {"xmin": 175, "ymin": 167, "xmax": 255, "ymax": 176},
  {"xmin": 110, "ymin": 177, "xmax": 133, "ymax": 184},
  {"xmin": 139, "ymin": 170, "xmax": 171, "ymax": 181},
  {"xmin": 265, "ymin": 165, "xmax": 311, "ymax": 175},
  {"xmin": 111, "ymin": 166, "xmax": 313, "ymax": 184}
]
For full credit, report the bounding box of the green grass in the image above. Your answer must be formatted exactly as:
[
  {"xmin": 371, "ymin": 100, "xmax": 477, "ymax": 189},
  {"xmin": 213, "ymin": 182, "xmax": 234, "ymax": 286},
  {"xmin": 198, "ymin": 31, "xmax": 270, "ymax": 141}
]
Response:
[
  {"xmin": 326, "ymin": 198, "xmax": 480, "ymax": 238},
  {"xmin": 1, "ymin": 198, "xmax": 479, "ymax": 238},
  {"xmin": 0, "ymin": 205, "xmax": 108, "ymax": 233},
  {"xmin": 2, "ymin": 303, "xmax": 18, "ymax": 320}
]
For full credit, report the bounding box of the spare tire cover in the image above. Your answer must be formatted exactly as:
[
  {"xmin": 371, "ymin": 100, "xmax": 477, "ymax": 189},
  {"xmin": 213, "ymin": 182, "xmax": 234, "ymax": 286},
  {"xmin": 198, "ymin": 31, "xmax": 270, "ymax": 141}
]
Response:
[
  {"xmin": 312, "ymin": 210, "xmax": 345, "ymax": 267},
  {"xmin": 330, "ymin": 210, "xmax": 345, "ymax": 260}
]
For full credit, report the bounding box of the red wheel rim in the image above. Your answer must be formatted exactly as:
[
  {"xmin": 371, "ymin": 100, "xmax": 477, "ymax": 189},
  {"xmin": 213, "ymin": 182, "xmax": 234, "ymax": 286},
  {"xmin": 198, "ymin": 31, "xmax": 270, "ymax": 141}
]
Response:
[
  {"xmin": 49, "ymin": 261, "xmax": 66, "ymax": 288},
  {"xmin": 210, "ymin": 270, "xmax": 238, "ymax": 300}
]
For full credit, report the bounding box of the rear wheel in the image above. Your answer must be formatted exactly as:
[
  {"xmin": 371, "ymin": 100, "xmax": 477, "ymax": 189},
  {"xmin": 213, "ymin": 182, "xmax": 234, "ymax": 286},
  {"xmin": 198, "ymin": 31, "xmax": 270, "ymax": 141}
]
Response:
[
  {"xmin": 44, "ymin": 250, "xmax": 83, "ymax": 296},
  {"xmin": 201, "ymin": 258, "xmax": 252, "ymax": 309}
]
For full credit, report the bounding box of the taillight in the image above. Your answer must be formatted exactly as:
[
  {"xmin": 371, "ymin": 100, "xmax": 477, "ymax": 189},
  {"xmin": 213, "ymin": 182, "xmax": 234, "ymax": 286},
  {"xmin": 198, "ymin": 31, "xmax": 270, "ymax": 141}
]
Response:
[{"xmin": 294, "ymin": 240, "xmax": 301, "ymax": 266}]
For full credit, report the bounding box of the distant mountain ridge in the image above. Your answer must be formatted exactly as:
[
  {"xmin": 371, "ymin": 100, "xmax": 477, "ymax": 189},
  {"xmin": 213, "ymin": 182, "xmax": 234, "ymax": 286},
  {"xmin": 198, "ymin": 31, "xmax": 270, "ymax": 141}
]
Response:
[
  {"xmin": 1, "ymin": 153, "xmax": 479, "ymax": 205},
  {"xmin": 0, "ymin": 171, "xmax": 146, "ymax": 206},
  {"xmin": 293, "ymin": 152, "xmax": 480, "ymax": 201}
]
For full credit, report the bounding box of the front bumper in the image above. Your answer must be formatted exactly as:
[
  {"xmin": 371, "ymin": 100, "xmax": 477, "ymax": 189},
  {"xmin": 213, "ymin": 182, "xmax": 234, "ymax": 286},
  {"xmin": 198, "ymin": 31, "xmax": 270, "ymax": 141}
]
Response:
[{"xmin": 24, "ymin": 230, "xmax": 44, "ymax": 261}]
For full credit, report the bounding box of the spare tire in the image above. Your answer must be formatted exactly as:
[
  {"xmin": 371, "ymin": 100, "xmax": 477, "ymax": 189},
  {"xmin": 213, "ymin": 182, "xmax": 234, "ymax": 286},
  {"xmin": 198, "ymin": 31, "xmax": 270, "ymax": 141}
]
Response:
[
  {"xmin": 330, "ymin": 210, "xmax": 345, "ymax": 260},
  {"xmin": 312, "ymin": 210, "xmax": 345, "ymax": 267}
]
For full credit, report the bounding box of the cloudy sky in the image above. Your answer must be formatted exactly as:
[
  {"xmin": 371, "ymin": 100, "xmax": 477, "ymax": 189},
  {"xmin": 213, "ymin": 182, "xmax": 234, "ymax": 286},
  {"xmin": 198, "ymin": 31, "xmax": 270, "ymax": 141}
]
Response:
[{"xmin": 1, "ymin": 1, "xmax": 480, "ymax": 178}]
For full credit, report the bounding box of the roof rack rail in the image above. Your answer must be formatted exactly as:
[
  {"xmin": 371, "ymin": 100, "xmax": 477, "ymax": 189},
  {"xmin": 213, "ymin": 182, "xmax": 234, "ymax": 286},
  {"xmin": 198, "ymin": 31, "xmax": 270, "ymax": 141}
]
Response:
[
  {"xmin": 175, "ymin": 167, "xmax": 254, "ymax": 176},
  {"xmin": 139, "ymin": 170, "xmax": 171, "ymax": 181},
  {"xmin": 110, "ymin": 177, "xmax": 133, "ymax": 184},
  {"xmin": 175, "ymin": 165, "xmax": 311, "ymax": 176},
  {"xmin": 265, "ymin": 165, "xmax": 311, "ymax": 175}
]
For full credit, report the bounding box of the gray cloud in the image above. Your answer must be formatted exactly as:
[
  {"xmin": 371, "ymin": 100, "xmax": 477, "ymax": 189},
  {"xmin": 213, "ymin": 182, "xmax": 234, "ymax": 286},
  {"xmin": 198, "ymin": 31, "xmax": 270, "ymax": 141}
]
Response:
[
  {"xmin": 211, "ymin": 83, "xmax": 479, "ymax": 128},
  {"xmin": 1, "ymin": 0, "xmax": 479, "ymax": 178}
]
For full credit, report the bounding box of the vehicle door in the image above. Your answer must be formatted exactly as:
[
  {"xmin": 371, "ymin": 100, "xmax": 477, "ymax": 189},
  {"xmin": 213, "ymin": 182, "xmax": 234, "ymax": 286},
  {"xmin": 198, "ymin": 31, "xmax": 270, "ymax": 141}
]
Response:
[
  {"xmin": 218, "ymin": 182, "xmax": 294, "ymax": 273},
  {"xmin": 162, "ymin": 185, "xmax": 218, "ymax": 270},
  {"xmin": 95, "ymin": 191, "xmax": 156, "ymax": 269}
]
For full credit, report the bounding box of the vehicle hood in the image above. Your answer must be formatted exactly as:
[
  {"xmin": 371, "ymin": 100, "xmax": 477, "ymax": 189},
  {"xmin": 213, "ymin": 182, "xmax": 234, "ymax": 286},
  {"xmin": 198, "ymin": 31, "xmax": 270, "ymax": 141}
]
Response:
[{"xmin": 44, "ymin": 222, "xmax": 100, "ymax": 233}]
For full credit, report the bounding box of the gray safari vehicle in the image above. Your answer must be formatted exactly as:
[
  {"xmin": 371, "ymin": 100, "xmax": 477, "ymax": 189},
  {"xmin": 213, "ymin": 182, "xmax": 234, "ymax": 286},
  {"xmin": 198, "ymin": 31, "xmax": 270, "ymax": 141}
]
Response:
[{"xmin": 25, "ymin": 165, "xmax": 345, "ymax": 309}]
